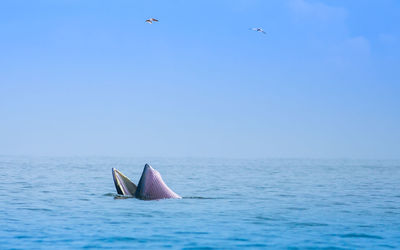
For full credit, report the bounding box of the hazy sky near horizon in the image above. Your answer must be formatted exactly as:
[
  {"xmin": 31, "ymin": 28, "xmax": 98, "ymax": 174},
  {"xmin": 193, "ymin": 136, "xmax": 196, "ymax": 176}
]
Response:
[{"xmin": 1, "ymin": 0, "xmax": 399, "ymax": 158}]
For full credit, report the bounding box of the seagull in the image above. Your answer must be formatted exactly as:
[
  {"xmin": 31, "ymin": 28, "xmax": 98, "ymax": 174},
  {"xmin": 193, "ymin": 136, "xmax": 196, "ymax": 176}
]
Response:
[
  {"xmin": 145, "ymin": 18, "xmax": 159, "ymax": 24},
  {"xmin": 250, "ymin": 27, "xmax": 266, "ymax": 35}
]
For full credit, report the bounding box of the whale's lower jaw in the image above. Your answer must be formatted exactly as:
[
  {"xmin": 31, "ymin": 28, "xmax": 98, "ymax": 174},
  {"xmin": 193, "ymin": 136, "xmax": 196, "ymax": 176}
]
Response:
[{"xmin": 112, "ymin": 165, "xmax": 181, "ymax": 200}]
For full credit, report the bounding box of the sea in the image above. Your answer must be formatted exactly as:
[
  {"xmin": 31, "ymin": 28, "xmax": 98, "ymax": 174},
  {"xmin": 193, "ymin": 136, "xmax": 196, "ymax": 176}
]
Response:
[{"xmin": 0, "ymin": 156, "xmax": 399, "ymax": 249}]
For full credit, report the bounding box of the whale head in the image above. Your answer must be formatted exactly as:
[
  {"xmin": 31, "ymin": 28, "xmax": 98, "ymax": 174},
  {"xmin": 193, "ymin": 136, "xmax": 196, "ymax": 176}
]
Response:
[{"xmin": 112, "ymin": 164, "xmax": 181, "ymax": 200}]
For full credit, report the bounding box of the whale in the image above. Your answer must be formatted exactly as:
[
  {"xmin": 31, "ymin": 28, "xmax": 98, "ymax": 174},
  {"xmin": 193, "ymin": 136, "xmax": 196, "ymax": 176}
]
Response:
[{"xmin": 112, "ymin": 164, "xmax": 181, "ymax": 200}]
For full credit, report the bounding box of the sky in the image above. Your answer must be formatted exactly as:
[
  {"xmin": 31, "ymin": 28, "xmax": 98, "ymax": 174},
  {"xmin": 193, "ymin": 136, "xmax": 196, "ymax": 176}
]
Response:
[{"xmin": 0, "ymin": 0, "xmax": 399, "ymax": 158}]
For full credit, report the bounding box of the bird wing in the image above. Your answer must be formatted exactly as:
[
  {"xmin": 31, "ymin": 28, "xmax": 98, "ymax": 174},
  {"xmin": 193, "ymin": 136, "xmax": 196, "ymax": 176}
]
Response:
[
  {"xmin": 151, "ymin": 18, "xmax": 159, "ymax": 22},
  {"xmin": 145, "ymin": 19, "xmax": 152, "ymax": 23}
]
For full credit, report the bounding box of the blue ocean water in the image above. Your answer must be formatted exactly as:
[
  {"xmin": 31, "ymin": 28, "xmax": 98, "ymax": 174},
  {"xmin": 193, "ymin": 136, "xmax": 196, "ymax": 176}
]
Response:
[{"xmin": 0, "ymin": 157, "xmax": 399, "ymax": 249}]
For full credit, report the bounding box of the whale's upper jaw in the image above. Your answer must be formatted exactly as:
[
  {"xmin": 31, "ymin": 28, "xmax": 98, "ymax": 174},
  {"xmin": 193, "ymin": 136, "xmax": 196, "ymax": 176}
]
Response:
[
  {"xmin": 112, "ymin": 168, "xmax": 137, "ymax": 196},
  {"xmin": 135, "ymin": 164, "xmax": 181, "ymax": 200}
]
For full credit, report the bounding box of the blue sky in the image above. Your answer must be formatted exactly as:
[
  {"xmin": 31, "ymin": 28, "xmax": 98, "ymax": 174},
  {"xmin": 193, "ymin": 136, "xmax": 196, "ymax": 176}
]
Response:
[{"xmin": 0, "ymin": 0, "xmax": 399, "ymax": 158}]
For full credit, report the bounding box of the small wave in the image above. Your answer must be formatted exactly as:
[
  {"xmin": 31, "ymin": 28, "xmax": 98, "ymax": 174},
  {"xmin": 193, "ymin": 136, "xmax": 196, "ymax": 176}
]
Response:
[
  {"xmin": 286, "ymin": 207, "xmax": 307, "ymax": 211},
  {"xmin": 239, "ymin": 243, "xmax": 268, "ymax": 248},
  {"xmin": 103, "ymin": 193, "xmax": 134, "ymax": 199},
  {"xmin": 289, "ymin": 222, "xmax": 329, "ymax": 227},
  {"xmin": 254, "ymin": 216, "xmax": 280, "ymax": 221},
  {"xmin": 103, "ymin": 193, "xmax": 116, "ymax": 197},
  {"xmin": 15, "ymin": 235, "xmax": 31, "ymax": 239},
  {"xmin": 182, "ymin": 196, "xmax": 220, "ymax": 199},
  {"xmin": 96, "ymin": 236, "xmax": 138, "ymax": 242},
  {"xmin": 18, "ymin": 208, "xmax": 53, "ymax": 212},
  {"xmin": 227, "ymin": 237, "xmax": 249, "ymax": 242},
  {"xmin": 174, "ymin": 231, "xmax": 208, "ymax": 235},
  {"xmin": 114, "ymin": 194, "xmax": 134, "ymax": 199},
  {"xmin": 337, "ymin": 233, "xmax": 383, "ymax": 239}
]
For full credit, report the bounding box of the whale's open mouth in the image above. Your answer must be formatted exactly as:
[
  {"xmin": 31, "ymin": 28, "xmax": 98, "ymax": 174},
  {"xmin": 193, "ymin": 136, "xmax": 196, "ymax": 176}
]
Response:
[{"xmin": 112, "ymin": 168, "xmax": 137, "ymax": 196}]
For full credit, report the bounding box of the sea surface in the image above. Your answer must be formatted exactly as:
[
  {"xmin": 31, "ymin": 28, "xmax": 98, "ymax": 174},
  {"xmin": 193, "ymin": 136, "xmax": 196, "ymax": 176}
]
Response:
[{"xmin": 0, "ymin": 156, "xmax": 399, "ymax": 249}]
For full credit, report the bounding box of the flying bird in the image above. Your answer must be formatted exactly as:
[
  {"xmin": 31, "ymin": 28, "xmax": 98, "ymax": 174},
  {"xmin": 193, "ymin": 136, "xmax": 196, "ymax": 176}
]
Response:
[
  {"xmin": 145, "ymin": 18, "xmax": 159, "ymax": 24},
  {"xmin": 250, "ymin": 28, "xmax": 266, "ymax": 35}
]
